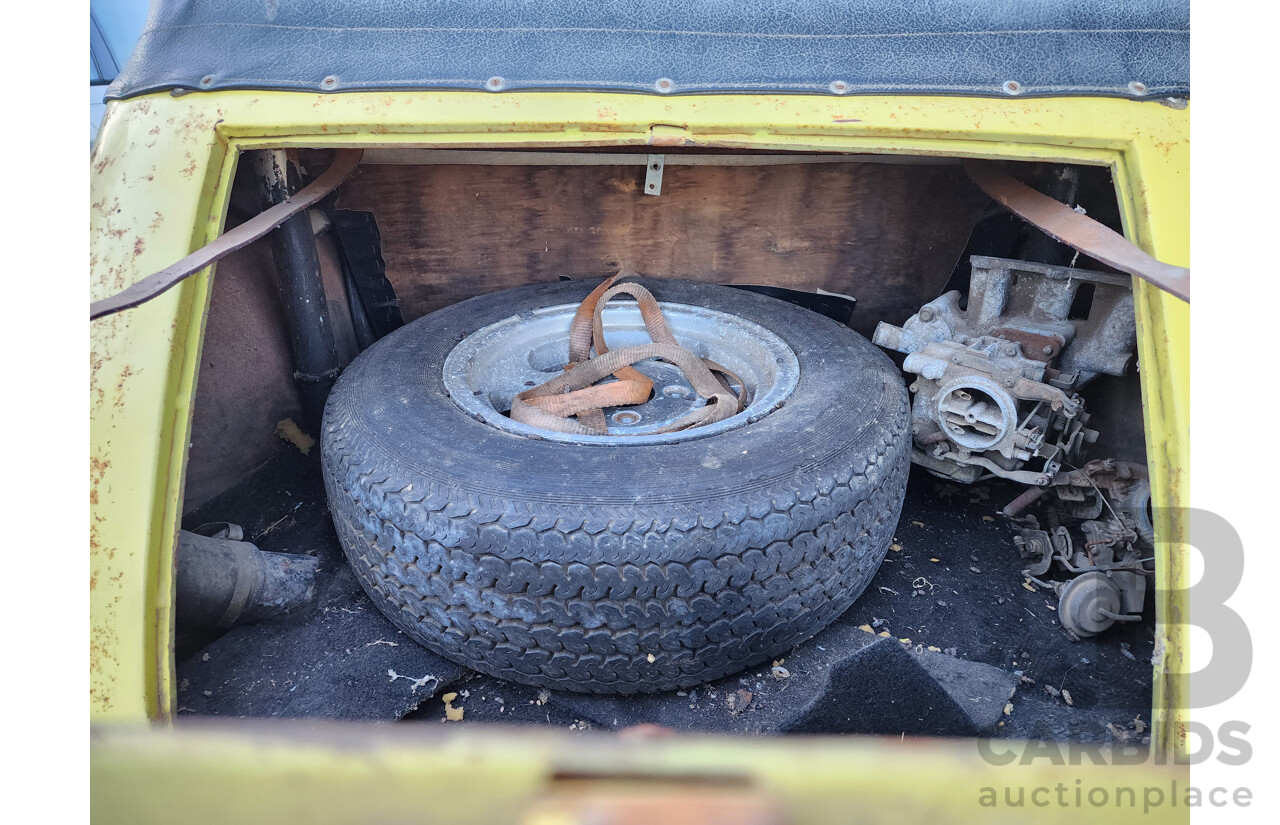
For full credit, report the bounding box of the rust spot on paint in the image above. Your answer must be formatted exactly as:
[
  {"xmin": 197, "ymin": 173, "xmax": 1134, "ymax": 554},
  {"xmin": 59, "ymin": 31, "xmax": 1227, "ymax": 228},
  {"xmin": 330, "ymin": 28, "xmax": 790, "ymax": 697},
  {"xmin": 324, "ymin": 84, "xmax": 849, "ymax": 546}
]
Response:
[
  {"xmin": 133, "ymin": 237, "xmax": 146, "ymax": 256},
  {"xmin": 90, "ymin": 455, "xmax": 111, "ymax": 489},
  {"xmin": 113, "ymin": 365, "xmax": 137, "ymax": 408}
]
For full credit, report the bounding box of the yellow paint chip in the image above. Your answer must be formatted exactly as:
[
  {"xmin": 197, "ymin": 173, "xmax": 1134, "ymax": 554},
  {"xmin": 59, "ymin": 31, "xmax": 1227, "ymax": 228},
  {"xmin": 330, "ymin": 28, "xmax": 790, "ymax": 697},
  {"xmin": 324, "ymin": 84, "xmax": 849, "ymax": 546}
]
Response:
[
  {"xmin": 647, "ymin": 653, "xmax": 656, "ymax": 663},
  {"xmin": 1003, "ymin": 703, "xmax": 1013, "ymax": 715},
  {"xmin": 889, "ymin": 543, "xmax": 902, "ymax": 552},
  {"xmin": 442, "ymin": 692, "xmax": 464, "ymax": 722},
  {"xmin": 858, "ymin": 624, "xmax": 874, "ymax": 633}
]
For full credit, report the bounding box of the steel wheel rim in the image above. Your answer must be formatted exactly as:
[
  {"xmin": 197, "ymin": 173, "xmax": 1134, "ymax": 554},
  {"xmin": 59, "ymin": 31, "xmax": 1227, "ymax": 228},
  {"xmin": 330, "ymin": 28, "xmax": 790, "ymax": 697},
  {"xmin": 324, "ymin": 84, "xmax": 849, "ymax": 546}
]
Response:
[{"xmin": 443, "ymin": 300, "xmax": 800, "ymax": 445}]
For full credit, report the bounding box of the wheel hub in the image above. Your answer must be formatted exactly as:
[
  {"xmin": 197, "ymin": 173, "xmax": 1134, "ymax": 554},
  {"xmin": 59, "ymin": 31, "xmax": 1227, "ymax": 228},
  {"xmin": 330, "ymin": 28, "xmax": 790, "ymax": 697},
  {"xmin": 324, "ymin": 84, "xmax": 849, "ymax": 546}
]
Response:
[{"xmin": 443, "ymin": 300, "xmax": 800, "ymax": 444}]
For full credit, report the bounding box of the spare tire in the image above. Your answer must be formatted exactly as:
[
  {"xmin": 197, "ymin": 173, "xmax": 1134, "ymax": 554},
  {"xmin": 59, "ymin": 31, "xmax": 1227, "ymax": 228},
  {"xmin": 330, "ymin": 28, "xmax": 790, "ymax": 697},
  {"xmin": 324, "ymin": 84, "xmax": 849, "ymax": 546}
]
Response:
[{"xmin": 322, "ymin": 278, "xmax": 910, "ymax": 694}]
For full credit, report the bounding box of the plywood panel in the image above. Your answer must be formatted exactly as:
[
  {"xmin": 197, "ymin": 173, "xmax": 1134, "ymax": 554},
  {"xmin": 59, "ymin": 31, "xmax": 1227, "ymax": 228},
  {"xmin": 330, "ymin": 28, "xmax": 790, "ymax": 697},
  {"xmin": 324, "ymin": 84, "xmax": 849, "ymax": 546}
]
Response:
[{"xmin": 335, "ymin": 161, "xmax": 989, "ymax": 337}]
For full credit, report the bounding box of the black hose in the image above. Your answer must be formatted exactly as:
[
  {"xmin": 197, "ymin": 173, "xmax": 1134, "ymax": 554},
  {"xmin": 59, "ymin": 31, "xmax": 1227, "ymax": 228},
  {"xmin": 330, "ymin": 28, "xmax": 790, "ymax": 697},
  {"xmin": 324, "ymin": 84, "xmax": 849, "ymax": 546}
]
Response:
[{"xmin": 256, "ymin": 151, "xmax": 342, "ymax": 432}]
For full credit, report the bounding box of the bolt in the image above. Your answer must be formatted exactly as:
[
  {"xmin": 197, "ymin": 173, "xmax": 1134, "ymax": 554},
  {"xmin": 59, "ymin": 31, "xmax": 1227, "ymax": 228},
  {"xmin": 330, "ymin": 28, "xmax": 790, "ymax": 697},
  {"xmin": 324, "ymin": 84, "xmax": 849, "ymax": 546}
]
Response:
[
  {"xmin": 1003, "ymin": 344, "xmax": 1018, "ymax": 356},
  {"xmin": 1003, "ymin": 80, "xmax": 1023, "ymax": 95},
  {"xmin": 919, "ymin": 307, "xmax": 935, "ymax": 322},
  {"xmin": 1042, "ymin": 345, "xmax": 1054, "ymax": 355},
  {"xmin": 199, "ymin": 75, "xmax": 215, "ymax": 88},
  {"xmin": 1127, "ymin": 81, "xmax": 1148, "ymax": 96},
  {"xmin": 321, "ymin": 75, "xmax": 339, "ymax": 89},
  {"xmin": 486, "ymin": 76, "xmax": 506, "ymax": 91},
  {"xmin": 952, "ymin": 356, "xmax": 961, "ymax": 364},
  {"xmin": 1004, "ymin": 378, "xmax": 1016, "ymax": 388},
  {"xmin": 829, "ymin": 80, "xmax": 850, "ymax": 94},
  {"xmin": 655, "ymin": 78, "xmax": 674, "ymax": 93}
]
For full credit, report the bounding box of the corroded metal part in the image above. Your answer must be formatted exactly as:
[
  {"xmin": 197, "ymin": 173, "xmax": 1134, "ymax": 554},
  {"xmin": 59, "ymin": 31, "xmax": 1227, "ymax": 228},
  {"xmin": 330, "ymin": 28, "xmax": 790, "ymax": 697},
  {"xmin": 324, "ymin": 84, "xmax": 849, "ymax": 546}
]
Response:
[
  {"xmin": 876, "ymin": 256, "xmax": 1150, "ymax": 637},
  {"xmin": 873, "ymin": 255, "xmax": 1134, "ymax": 485}
]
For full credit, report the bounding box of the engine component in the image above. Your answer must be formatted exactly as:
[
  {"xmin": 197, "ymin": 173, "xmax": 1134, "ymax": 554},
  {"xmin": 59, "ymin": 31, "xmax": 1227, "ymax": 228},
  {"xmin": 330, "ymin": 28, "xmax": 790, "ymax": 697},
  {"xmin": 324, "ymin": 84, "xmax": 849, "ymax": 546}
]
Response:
[
  {"xmin": 1012, "ymin": 459, "xmax": 1153, "ymax": 636},
  {"xmin": 1057, "ymin": 572, "xmax": 1126, "ymax": 638},
  {"xmin": 875, "ymin": 256, "xmax": 1150, "ymax": 637},
  {"xmin": 873, "ymin": 255, "xmax": 1136, "ymax": 486}
]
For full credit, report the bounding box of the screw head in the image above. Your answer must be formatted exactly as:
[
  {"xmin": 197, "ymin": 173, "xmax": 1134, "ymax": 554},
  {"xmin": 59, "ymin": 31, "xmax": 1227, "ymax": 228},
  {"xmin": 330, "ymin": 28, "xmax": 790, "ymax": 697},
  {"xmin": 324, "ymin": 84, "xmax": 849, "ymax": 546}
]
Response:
[
  {"xmin": 1042, "ymin": 345, "xmax": 1054, "ymax": 355},
  {"xmin": 918, "ymin": 307, "xmax": 935, "ymax": 322},
  {"xmin": 486, "ymin": 76, "xmax": 506, "ymax": 91},
  {"xmin": 321, "ymin": 75, "xmax": 339, "ymax": 90},
  {"xmin": 199, "ymin": 75, "xmax": 215, "ymax": 88},
  {"xmin": 829, "ymin": 80, "xmax": 849, "ymax": 94},
  {"xmin": 1002, "ymin": 80, "xmax": 1023, "ymax": 95},
  {"xmin": 655, "ymin": 78, "xmax": 674, "ymax": 94},
  {"xmin": 1003, "ymin": 344, "xmax": 1018, "ymax": 356},
  {"xmin": 1127, "ymin": 81, "xmax": 1148, "ymax": 96}
]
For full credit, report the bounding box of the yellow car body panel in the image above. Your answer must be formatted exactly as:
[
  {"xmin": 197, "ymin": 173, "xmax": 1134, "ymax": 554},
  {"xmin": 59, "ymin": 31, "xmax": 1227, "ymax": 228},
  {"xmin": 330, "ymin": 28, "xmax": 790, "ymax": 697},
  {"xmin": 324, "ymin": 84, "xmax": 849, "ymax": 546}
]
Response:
[{"xmin": 90, "ymin": 90, "xmax": 1190, "ymax": 812}]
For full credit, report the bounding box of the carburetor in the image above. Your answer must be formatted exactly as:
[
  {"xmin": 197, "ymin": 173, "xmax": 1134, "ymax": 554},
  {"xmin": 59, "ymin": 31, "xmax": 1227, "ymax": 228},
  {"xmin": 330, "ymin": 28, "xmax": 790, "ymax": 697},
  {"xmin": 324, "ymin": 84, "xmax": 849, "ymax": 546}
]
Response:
[
  {"xmin": 875, "ymin": 256, "xmax": 1150, "ymax": 638},
  {"xmin": 873, "ymin": 256, "xmax": 1136, "ymax": 487}
]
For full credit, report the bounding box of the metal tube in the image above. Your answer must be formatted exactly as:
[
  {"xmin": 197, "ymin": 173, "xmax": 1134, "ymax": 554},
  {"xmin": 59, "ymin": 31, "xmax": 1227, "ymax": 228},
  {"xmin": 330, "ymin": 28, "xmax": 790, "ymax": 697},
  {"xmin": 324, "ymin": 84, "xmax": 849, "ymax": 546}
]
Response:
[{"xmin": 250, "ymin": 149, "xmax": 342, "ymax": 432}]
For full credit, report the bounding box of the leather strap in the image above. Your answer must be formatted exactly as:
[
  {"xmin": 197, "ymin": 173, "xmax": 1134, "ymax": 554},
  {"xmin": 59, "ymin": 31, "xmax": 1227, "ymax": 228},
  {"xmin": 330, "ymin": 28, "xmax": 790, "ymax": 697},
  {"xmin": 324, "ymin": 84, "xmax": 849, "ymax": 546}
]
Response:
[
  {"xmin": 964, "ymin": 159, "xmax": 1189, "ymax": 303},
  {"xmin": 90, "ymin": 149, "xmax": 365, "ymax": 320},
  {"xmin": 510, "ymin": 275, "xmax": 745, "ymax": 436}
]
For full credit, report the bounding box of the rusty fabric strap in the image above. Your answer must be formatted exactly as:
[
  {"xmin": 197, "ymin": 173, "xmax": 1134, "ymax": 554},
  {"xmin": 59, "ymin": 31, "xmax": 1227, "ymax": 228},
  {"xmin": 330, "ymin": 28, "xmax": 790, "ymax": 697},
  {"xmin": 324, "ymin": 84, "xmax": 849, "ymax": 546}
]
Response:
[
  {"xmin": 89, "ymin": 149, "xmax": 365, "ymax": 320},
  {"xmin": 963, "ymin": 160, "xmax": 1190, "ymax": 303},
  {"xmin": 511, "ymin": 275, "xmax": 745, "ymax": 436}
]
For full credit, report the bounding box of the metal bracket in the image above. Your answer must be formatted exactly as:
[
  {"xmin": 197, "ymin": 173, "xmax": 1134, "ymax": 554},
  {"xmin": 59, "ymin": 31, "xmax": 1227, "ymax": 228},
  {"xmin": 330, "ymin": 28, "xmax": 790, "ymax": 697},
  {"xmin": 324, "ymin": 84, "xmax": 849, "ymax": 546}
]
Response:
[{"xmin": 644, "ymin": 154, "xmax": 664, "ymax": 196}]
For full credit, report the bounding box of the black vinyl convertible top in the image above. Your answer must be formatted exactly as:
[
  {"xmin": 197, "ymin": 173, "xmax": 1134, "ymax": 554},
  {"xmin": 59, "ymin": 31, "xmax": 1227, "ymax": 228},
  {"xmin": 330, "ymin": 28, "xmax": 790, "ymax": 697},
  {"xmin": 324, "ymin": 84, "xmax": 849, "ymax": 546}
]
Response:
[{"xmin": 106, "ymin": 0, "xmax": 1189, "ymax": 101}]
